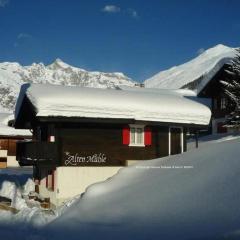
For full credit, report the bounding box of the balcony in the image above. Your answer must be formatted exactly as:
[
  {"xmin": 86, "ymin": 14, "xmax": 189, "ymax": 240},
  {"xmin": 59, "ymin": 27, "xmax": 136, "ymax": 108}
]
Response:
[{"xmin": 16, "ymin": 141, "xmax": 58, "ymax": 166}]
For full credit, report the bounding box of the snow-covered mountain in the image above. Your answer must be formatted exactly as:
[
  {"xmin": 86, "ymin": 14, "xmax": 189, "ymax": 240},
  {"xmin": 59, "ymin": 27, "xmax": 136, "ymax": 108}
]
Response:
[
  {"xmin": 0, "ymin": 59, "xmax": 136, "ymax": 112},
  {"xmin": 144, "ymin": 44, "xmax": 237, "ymax": 94}
]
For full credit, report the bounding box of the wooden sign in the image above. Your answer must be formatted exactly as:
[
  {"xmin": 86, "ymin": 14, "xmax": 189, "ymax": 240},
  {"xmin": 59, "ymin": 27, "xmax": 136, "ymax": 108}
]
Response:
[{"xmin": 64, "ymin": 151, "xmax": 107, "ymax": 166}]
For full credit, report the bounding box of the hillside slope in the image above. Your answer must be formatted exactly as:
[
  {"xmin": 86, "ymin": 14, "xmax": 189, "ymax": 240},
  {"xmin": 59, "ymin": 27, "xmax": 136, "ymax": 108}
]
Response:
[{"xmin": 144, "ymin": 44, "xmax": 236, "ymax": 94}]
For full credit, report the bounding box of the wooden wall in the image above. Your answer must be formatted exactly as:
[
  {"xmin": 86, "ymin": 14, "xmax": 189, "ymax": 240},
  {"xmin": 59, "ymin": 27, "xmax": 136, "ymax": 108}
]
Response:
[
  {"xmin": 0, "ymin": 138, "xmax": 19, "ymax": 156},
  {"xmin": 56, "ymin": 124, "xmax": 184, "ymax": 167},
  {"xmin": 0, "ymin": 157, "xmax": 7, "ymax": 168},
  {"xmin": 198, "ymin": 64, "xmax": 236, "ymax": 118}
]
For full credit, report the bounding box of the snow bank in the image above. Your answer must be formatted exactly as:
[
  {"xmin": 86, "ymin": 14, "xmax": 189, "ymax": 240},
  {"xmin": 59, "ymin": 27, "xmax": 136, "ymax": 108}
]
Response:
[
  {"xmin": 15, "ymin": 83, "xmax": 211, "ymax": 126},
  {"xmin": 0, "ymin": 168, "xmax": 56, "ymax": 230},
  {"xmin": 144, "ymin": 44, "xmax": 236, "ymax": 94},
  {"xmin": 22, "ymin": 178, "xmax": 35, "ymax": 196},
  {"xmin": 1, "ymin": 136, "xmax": 240, "ymax": 239},
  {"xmin": 43, "ymin": 137, "xmax": 240, "ymax": 240},
  {"xmin": 187, "ymin": 132, "xmax": 240, "ymax": 150},
  {"xmin": 0, "ymin": 169, "xmax": 35, "ymax": 210},
  {"xmin": 0, "ymin": 181, "xmax": 27, "ymax": 209}
]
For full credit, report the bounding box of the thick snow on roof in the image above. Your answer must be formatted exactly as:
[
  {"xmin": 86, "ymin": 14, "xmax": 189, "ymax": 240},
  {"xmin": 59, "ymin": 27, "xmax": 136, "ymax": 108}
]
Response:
[
  {"xmin": 16, "ymin": 83, "xmax": 211, "ymax": 126},
  {"xmin": 118, "ymin": 85, "xmax": 197, "ymax": 96},
  {"xmin": 0, "ymin": 113, "xmax": 31, "ymax": 136},
  {"xmin": 118, "ymin": 85, "xmax": 212, "ymax": 107},
  {"xmin": 144, "ymin": 44, "xmax": 236, "ymax": 94}
]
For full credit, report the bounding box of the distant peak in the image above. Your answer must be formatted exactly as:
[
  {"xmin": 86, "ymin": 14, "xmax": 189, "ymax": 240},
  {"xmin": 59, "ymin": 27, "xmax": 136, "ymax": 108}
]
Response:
[
  {"xmin": 195, "ymin": 44, "xmax": 236, "ymax": 59},
  {"xmin": 205, "ymin": 44, "xmax": 234, "ymax": 53},
  {"xmin": 214, "ymin": 43, "xmax": 229, "ymax": 48},
  {"xmin": 54, "ymin": 58, "xmax": 64, "ymax": 63},
  {"xmin": 49, "ymin": 58, "xmax": 70, "ymax": 69}
]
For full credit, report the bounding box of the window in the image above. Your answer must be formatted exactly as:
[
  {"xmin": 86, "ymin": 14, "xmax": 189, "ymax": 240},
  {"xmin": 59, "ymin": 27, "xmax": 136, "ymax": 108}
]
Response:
[
  {"xmin": 129, "ymin": 125, "xmax": 144, "ymax": 146},
  {"xmin": 122, "ymin": 125, "xmax": 152, "ymax": 146},
  {"xmin": 220, "ymin": 98, "xmax": 227, "ymax": 109}
]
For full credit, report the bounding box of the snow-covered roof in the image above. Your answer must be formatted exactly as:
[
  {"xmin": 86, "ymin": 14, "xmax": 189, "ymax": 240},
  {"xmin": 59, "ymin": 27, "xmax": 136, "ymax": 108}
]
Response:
[
  {"xmin": 118, "ymin": 85, "xmax": 197, "ymax": 96},
  {"xmin": 0, "ymin": 113, "xmax": 31, "ymax": 136},
  {"xmin": 144, "ymin": 44, "xmax": 237, "ymax": 94},
  {"xmin": 15, "ymin": 83, "xmax": 211, "ymax": 126}
]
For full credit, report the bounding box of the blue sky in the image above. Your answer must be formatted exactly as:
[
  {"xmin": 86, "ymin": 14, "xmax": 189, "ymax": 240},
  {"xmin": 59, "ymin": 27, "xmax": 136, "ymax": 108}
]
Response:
[{"xmin": 0, "ymin": 0, "xmax": 240, "ymax": 82}]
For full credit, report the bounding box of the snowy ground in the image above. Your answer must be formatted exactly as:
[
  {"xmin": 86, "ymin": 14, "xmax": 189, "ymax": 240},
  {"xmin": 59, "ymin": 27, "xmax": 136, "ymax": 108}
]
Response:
[
  {"xmin": 187, "ymin": 132, "xmax": 240, "ymax": 150},
  {"xmin": 1, "ymin": 134, "xmax": 240, "ymax": 239},
  {"xmin": 0, "ymin": 167, "xmax": 56, "ymax": 228}
]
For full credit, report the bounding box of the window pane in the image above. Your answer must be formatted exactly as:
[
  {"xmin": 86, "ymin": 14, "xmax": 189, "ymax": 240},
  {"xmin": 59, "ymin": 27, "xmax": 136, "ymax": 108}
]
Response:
[
  {"xmin": 221, "ymin": 98, "xmax": 226, "ymax": 109},
  {"xmin": 130, "ymin": 128, "xmax": 135, "ymax": 144},
  {"xmin": 136, "ymin": 128, "xmax": 143, "ymax": 144}
]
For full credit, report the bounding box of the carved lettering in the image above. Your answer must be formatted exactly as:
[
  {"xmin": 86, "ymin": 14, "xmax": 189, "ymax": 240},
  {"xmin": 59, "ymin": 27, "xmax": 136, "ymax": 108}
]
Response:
[{"xmin": 64, "ymin": 152, "xmax": 107, "ymax": 166}]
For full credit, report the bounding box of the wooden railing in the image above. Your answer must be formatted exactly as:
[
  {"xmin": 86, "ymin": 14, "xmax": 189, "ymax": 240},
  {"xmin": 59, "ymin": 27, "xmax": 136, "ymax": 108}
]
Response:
[{"xmin": 16, "ymin": 141, "xmax": 58, "ymax": 166}]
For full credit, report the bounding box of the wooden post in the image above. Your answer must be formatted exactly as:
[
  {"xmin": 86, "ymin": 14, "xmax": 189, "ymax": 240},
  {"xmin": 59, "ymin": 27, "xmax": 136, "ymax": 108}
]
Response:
[
  {"xmin": 35, "ymin": 185, "xmax": 39, "ymax": 194},
  {"xmin": 195, "ymin": 130, "xmax": 199, "ymax": 148}
]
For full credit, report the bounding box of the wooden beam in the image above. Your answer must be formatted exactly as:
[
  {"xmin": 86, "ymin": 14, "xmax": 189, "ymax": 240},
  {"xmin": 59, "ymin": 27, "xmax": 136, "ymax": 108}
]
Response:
[{"xmin": 195, "ymin": 130, "xmax": 199, "ymax": 148}]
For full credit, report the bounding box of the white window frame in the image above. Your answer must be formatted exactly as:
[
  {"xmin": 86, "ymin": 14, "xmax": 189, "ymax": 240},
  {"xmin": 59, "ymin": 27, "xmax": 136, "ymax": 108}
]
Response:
[
  {"xmin": 129, "ymin": 124, "xmax": 145, "ymax": 147},
  {"xmin": 168, "ymin": 127, "xmax": 184, "ymax": 155}
]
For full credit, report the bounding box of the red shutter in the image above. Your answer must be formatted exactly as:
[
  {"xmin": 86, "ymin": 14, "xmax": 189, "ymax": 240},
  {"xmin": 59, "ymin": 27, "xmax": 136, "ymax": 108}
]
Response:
[
  {"xmin": 122, "ymin": 125, "xmax": 130, "ymax": 145},
  {"xmin": 144, "ymin": 126, "xmax": 152, "ymax": 146}
]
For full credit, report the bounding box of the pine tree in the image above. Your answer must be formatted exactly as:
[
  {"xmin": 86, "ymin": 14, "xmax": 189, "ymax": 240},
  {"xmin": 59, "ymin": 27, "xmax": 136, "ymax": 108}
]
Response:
[{"xmin": 221, "ymin": 48, "xmax": 240, "ymax": 128}]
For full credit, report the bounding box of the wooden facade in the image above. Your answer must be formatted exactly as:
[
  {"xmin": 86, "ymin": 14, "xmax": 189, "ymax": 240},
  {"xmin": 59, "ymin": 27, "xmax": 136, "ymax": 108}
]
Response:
[
  {"xmin": 14, "ymin": 83, "xmax": 211, "ymax": 206},
  {"xmin": 198, "ymin": 64, "xmax": 235, "ymax": 117},
  {"xmin": 13, "ymin": 85, "xmax": 209, "ymax": 169},
  {"xmin": 0, "ymin": 136, "xmax": 29, "ymax": 168},
  {"xmin": 196, "ymin": 64, "xmax": 236, "ymax": 133},
  {"xmin": 16, "ymin": 121, "xmax": 188, "ymax": 168},
  {"xmin": 0, "ymin": 138, "xmax": 19, "ymax": 156}
]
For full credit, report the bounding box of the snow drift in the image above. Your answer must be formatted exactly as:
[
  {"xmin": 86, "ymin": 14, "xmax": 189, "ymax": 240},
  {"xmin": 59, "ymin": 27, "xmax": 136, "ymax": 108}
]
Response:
[
  {"xmin": 1, "ymin": 136, "xmax": 240, "ymax": 239},
  {"xmin": 44, "ymin": 137, "xmax": 240, "ymax": 240}
]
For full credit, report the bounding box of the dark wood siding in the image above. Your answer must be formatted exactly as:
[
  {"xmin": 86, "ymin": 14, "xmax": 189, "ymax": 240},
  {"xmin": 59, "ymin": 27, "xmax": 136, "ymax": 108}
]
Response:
[
  {"xmin": 183, "ymin": 128, "xmax": 187, "ymax": 152},
  {"xmin": 198, "ymin": 64, "xmax": 236, "ymax": 118},
  {"xmin": 0, "ymin": 138, "xmax": 19, "ymax": 156},
  {"xmin": 8, "ymin": 140, "xmax": 17, "ymax": 156},
  {"xmin": 170, "ymin": 128, "xmax": 181, "ymax": 155},
  {"xmin": 0, "ymin": 139, "xmax": 9, "ymax": 150},
  {"xmin": 0, "ymin": 137, "xmax": 31, "ymax": 157},
  {"xmin": 58, "ymin": 124, "xmax": 171, "ymax": 166}
]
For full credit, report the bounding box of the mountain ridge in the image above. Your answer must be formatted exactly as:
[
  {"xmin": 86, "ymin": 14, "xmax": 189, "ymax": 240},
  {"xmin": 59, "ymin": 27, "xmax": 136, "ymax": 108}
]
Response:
[
  {"xmin": 144, "ymin": 44, "xmax": 237, "ymax": 93},
  {"xmin": 0, "ymin": 59, "xmax": 136, "ymax": 112}
]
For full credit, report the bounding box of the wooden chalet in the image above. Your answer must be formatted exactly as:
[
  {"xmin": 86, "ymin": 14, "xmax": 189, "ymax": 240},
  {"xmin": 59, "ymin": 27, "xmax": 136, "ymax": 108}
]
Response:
[
  {"xmin": 0, "ymin": 113, "xmax": 31, "ymax": 168},
  {"xmin": 14, "ymin": 83, "xmax": 211, "ymax": 206},
  {"xmin": 182, "ymin": 63, "xmax": 236, "ymax": 134}
]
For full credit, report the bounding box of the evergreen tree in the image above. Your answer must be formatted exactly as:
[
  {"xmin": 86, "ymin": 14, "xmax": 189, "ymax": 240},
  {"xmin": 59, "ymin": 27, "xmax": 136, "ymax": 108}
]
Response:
[{"xmin": 221, "ymin": 48, "xmax": 240, "ymax": 127}]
